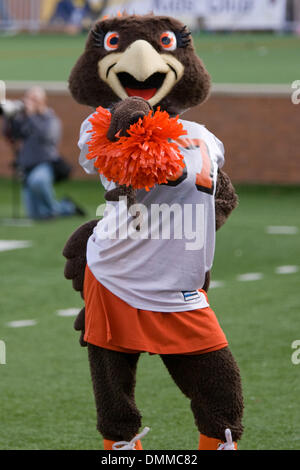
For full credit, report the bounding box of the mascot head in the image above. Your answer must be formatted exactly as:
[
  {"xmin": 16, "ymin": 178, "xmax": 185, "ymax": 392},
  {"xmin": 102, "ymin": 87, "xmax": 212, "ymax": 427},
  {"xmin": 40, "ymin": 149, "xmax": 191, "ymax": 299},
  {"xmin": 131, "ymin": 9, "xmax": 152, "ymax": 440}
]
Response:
[{"xmin": 69, "ymin": 13, "xmax": 211, "ymax": 115}]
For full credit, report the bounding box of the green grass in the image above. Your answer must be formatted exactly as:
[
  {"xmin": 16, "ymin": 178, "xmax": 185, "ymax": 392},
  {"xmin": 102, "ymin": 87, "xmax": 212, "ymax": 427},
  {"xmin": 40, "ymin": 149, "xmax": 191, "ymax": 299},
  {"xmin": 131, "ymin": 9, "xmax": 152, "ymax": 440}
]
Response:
[
  {"xmin": 0, "ymin": 179, "xmax": 300, "ymax": 450},
  {"xmin": 0, "ymin": 32, "xmax": 299, "ymax": 84}
]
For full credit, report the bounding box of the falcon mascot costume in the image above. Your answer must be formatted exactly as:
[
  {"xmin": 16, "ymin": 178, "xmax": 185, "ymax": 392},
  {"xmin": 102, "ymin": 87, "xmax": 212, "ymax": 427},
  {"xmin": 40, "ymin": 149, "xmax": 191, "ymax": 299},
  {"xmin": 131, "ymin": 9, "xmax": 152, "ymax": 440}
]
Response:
[{"xmin": 63, "ymin": 13, "xmax": 244, "ymax": 451}]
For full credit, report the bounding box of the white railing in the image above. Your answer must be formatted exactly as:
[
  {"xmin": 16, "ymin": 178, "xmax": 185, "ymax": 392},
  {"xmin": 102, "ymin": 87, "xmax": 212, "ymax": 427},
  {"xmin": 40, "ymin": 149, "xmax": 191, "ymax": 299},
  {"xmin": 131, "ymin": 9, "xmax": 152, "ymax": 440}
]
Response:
[{"xmin": 0, "ymin": 0, "xmax": 43, "ymax": 32}]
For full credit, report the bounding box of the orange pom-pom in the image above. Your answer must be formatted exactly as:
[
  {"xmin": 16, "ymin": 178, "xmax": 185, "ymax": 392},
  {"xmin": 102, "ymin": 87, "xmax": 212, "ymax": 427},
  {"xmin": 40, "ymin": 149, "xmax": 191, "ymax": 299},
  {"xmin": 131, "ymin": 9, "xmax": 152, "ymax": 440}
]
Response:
[{"xmin": 86, "ymin": 106, "xmax": 187, "ymax": 191}]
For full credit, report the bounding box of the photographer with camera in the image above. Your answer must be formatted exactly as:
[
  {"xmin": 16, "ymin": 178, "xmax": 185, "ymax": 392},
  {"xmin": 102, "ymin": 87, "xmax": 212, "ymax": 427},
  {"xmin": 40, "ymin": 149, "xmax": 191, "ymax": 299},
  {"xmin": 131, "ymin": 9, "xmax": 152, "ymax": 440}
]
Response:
[{"xmin": 1, "ymin": 87, "xmax": 85, "ymax": 220}]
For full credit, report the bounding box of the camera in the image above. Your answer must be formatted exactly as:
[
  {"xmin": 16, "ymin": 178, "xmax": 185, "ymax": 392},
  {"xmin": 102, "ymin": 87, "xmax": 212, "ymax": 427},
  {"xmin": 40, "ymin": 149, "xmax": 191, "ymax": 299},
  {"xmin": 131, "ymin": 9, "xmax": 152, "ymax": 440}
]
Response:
[{"xmin": 0, "ymin": 100, "xmax": 24, "ymax": 118}]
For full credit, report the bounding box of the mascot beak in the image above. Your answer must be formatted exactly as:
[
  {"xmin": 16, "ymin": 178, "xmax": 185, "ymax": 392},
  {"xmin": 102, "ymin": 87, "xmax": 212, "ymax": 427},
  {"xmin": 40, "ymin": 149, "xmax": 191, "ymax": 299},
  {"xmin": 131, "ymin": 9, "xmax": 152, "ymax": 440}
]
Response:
[
  {"xmin": 114, "ymin": 40, "xmax": 169, "ymax": 84},
  {"xmin": 98, "ymin": 39, "xmax": 184, "ymax": 105}
]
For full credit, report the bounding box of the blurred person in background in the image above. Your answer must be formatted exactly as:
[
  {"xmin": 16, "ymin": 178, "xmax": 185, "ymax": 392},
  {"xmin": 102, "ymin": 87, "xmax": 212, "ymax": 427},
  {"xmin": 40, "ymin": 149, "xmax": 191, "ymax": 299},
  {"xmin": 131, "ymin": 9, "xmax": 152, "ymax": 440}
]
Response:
[
  {"xmin": 50, "ymin": 0, "xmax": 108, "ymax": 33},
  {"xmin": 50, "ymin": 0, "xmax": 75, "ymax": 25},
  {"xmin": 81, "ymin": 0, "xmax": 109, "ymax": 30},
  {"xmin": 1, "ymin": 87, "xmax": 85, "ymax": 220},
  {"xmin": 0, "ymin": 0, "xmax": 14, "ymax": 31},
  {"xmin": 286, "ymin": 0, "xmax": 300, "ymax": 32},
  {"xmin": 292, "ymin": 0, "xmax": 300, "ymax": 34}
]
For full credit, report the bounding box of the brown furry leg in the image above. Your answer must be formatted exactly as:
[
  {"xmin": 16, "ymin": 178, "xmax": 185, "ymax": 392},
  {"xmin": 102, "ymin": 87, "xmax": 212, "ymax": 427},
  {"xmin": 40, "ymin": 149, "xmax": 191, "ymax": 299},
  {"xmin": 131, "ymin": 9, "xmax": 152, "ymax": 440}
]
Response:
[
  {"xmin": 160, "ymin": 347, "xmax": 244, "ymax": 441},
  {"xmin": 88, "ymin": 344, "xmax": 142, "ymax": 441}
]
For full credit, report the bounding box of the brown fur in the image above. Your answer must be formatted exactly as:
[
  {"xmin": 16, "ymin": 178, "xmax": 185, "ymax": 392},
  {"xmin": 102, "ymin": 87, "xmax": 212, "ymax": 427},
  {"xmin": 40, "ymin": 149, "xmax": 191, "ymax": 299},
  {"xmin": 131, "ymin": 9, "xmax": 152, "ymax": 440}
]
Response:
[
  {"xmin": 63, "ymin": 219, "xmax": 98, "ymax": 297},
  {"xmin": 215, "ymin": 169, "xmax": 239, "ymax": 230},
  {"xmin": 69, "ymin": 14, "xmax": 211, "ymax": 114},
  {"xmin": 74, "ymin": 307, "xmax": 87, "ymax": 347},
  {"xmin": 107, "ymin": 97, "xmax": 153, "ymax": 141},
  {"xmin": 161, "ymin": 347, "xmax": 244, "ymax": 441},
  {"xmin": 87, "ymin": 344, "xmax": 243, "ymax": 442},
  {"xmin": 88, "ymin": 344, "xmax": 142, "ymax": 441}
]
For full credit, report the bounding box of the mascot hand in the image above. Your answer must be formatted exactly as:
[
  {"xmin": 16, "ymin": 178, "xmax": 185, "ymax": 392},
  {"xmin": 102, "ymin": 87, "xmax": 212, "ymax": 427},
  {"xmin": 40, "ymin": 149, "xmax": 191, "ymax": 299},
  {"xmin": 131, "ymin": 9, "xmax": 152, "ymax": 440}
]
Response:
[
  {"xmin": 105, "ymin": 97, "xmax": 152, "ymax": 207},
  {"xmin": 74, "ymin": 307, "xmax": 87, "ymax": 347},
  {"xmin": 107, "ymin": 96, "xmax": 153, "ymax": 141}
]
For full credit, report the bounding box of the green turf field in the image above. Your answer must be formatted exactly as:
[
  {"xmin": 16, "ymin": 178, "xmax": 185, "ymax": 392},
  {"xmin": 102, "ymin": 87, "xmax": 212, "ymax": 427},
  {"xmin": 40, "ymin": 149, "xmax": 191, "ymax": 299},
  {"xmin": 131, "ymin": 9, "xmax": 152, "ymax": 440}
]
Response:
[
  {"xmin": 0, "ymin": 179, "xmax": 300, "ymax": 450},
  {"xmin": 0, "ymin": 32, "xmax": 299, "ymax": 84}
]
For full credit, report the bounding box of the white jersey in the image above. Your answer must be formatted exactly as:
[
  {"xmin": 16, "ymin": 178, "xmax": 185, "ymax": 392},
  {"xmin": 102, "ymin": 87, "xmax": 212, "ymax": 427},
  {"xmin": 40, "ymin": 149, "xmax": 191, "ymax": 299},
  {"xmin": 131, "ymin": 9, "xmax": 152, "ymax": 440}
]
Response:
[{"xmin": 78, "ymin": 114, "xmax": 225, "ymax": 312}]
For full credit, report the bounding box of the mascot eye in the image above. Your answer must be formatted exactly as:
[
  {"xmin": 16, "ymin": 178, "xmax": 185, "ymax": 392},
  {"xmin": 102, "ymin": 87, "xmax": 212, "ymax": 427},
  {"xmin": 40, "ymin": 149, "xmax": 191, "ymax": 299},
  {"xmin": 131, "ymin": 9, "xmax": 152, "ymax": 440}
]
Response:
[
  {"xmin": 104, "ymin": 31, "xmax": 120, "ymax": 51},
  {"xmin": 160, "ymin": 31, "xmax": 177, "ymax": 51}
]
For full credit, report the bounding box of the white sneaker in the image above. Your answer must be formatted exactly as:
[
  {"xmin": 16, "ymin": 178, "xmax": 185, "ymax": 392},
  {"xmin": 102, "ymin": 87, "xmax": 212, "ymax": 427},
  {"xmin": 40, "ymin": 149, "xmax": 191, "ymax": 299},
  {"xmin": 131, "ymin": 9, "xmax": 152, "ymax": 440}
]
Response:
[
  {"xmin": 217, "ymin": 429, "xmax": 236, "ymax": 450},
  {"xmin": 112, "ymin": 427, "xmax": 150, "ymax": 450}
]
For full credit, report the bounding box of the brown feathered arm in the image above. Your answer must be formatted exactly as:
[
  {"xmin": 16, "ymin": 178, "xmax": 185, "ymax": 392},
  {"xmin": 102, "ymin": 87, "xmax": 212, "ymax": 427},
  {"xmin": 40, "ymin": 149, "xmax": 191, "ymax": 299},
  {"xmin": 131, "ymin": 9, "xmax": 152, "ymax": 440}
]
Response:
[
  {"xmin": 63, "ymin": 219, "xmax": 98, "ymax": 346},
  {"xmin": 204, "ymin": 170, "xmax": 238, "ymax": 292},
  {"xmin": 215, "ymin": 169, "xmax": 238, "ymax": 231}
]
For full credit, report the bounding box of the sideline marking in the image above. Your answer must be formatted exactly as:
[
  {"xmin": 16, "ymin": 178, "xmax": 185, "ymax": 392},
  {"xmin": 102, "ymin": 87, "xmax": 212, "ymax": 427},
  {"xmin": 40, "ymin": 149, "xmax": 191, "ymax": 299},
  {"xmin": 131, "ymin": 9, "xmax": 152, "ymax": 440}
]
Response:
[
  {"xmin": 0, "ymin": 219, "xmax": 33, "ymax": 227},
  {"xmin": 6, "ymin": 320, "xmax": 37, "ymax": 328},
  {"xmin": 210, "ymin": 281, "xmax": 225, "ymax": 288},
  {"xmin": 275, "ymin": 265, "xmax": 299, "ymax": 275},
  {"xmin": 266, "ymin": 226, "xmax": 298, "ymax": 235},
  {"xmin": 237, "ymin": 273, "xmax": 263, "ymax": 282},
  {"xmin": 56, "ymin": 308, "xmax": 81, "ymax": 317},
  {"xmin": 0, "ymin": 240, "xmax": 32, "ymax": 252},
  {"xmin": 0, "ymin": 340, "xmax": 6, "ymax": 365}
]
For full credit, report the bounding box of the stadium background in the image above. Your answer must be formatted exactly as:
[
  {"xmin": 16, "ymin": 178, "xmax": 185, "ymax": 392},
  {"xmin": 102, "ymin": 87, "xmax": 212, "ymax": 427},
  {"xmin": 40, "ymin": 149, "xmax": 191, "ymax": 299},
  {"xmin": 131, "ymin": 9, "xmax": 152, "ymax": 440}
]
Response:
[{"xmin": 0, "ymin": 0, "xmax": 300, "ymax": 451}]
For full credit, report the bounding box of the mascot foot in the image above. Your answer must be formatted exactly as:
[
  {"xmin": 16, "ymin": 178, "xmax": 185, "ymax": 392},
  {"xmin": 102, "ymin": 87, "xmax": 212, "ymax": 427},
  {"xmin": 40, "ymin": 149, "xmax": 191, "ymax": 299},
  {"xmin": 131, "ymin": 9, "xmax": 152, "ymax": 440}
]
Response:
[
  {"xmin": 104, "ymin": 427, "xmax": 150, "ymax": 450},
  {"xmin": 199, "ymin": 428, "xmax": 237, "ymax": 450}
]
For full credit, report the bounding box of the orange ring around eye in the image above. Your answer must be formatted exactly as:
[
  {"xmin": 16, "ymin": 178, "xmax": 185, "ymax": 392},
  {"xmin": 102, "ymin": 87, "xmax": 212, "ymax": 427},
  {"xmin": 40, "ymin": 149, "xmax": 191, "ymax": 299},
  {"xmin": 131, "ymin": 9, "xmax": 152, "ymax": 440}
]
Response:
[
  {"xmin": 160, "ymin": 31, "xmax": 176, "ymax": 50},
  {"xmin": 104, "ymin": 32, "xmax": 120, "ymax": 50}
]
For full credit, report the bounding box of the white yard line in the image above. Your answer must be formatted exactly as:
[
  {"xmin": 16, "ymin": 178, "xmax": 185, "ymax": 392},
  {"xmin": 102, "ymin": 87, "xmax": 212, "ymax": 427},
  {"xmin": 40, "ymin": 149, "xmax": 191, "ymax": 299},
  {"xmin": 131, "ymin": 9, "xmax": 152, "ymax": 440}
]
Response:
[
  {"xmin": 237, "ymin": 273, "xmax": 263, "ymax": 282},
  {"xmin": 0, "ymin": 218, "xmax": 33, "ymax": 227},
  {"xmin": 56, "ymin": 308, "xmax": 81, "ymax": 317},
  {"xmin": 209, "ymin": 281, "xmax": 225, "ymax": 288},
  {"xmin": 6, "ymin": 319, "xmax": 37, "ymax": 328},
  {"xmin": 275, "ymin": 265, "xmax": 299, "ymax": 275},
  {"xmin": 0, "ymin": 240, "xmax": 32, "ymax": 252},
  {"xmin": 266, "ymin": 226, "xmax": 298, "ymax": 235}
]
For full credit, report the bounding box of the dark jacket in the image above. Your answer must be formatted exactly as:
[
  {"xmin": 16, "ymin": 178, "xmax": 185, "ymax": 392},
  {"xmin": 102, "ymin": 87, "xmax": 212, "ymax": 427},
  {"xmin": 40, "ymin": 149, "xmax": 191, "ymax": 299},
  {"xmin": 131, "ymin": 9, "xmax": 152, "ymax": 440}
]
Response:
[{"xmin": 9, "ymin": 109, "xmax": 61, "ymax": 171}]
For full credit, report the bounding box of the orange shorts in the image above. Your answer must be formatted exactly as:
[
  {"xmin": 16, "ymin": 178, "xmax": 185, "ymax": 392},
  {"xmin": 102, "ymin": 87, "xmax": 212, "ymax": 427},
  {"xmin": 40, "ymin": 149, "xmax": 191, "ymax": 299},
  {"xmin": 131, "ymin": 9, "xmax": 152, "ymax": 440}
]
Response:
[{"xmin": 83, "ymin": 265, "xmax": 228, "ymax": 355}]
